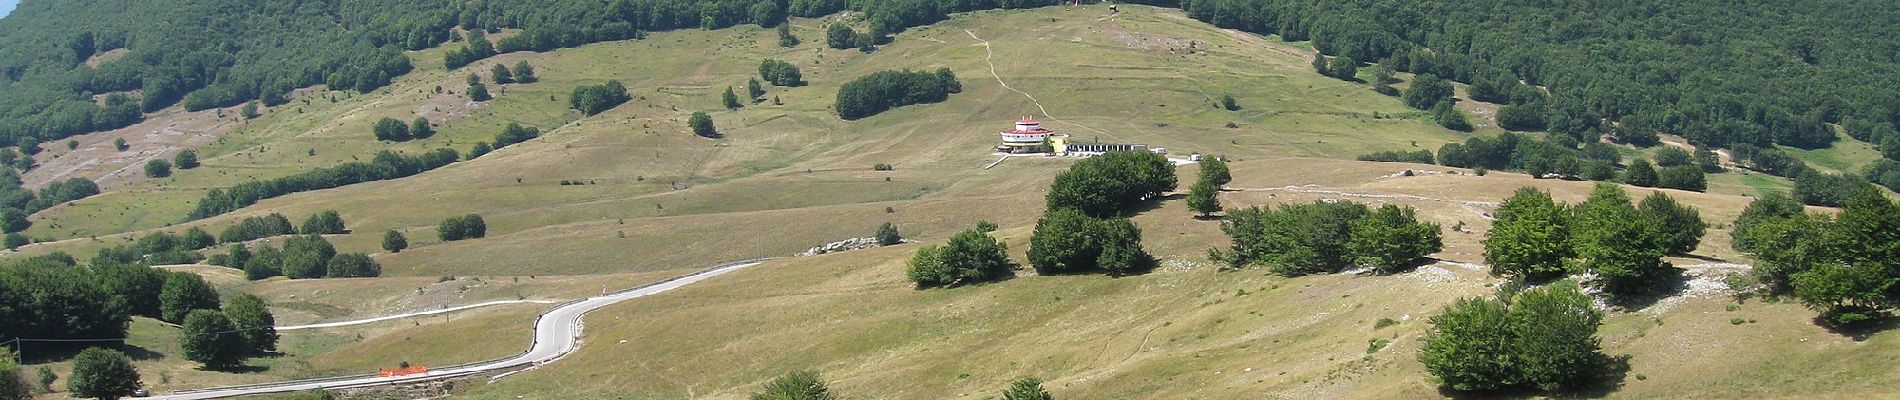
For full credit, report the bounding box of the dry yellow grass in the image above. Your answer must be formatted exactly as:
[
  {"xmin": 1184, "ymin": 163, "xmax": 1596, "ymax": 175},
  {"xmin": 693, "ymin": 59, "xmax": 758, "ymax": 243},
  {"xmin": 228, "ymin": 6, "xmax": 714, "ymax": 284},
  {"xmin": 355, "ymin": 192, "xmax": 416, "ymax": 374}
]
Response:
[{"xmin": 450, "ymin": 157, "xmax": 1897, "ymax": 399}]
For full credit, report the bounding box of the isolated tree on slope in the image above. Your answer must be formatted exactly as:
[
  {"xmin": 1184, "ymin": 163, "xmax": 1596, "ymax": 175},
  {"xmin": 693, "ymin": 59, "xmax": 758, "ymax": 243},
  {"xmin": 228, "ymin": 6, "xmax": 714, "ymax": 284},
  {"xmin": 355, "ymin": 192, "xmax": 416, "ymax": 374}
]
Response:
[
  {"xmin": 723, "ymin": 87, "xmax": 743, "ymax": 110},
  {"xmin": 875, "ymin": 222, "xmax": 902, "ymax": 246},
  {"xmin": 690, "ymin": 112, "xmax": 718, "ymax": 138},
  {"xmin": 1199, "ymin": 158, "xmax": 1231, "ymax": 187},
  {"xmin": 382, "ymin": 230, "xmax": 408, "ymax": 253},
  {"xmin": 1187, "ymin": 179, "xmax": 1222, "ymax": 217}
]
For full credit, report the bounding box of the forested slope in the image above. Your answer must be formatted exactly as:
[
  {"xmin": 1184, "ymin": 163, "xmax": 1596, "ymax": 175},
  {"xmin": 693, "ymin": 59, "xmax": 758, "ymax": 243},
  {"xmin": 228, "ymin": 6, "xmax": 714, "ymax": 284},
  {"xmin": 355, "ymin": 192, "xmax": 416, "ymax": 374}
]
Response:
[{"xmin": 1166, "ymin": 0, "xmax": 1900, "ymax": 152}]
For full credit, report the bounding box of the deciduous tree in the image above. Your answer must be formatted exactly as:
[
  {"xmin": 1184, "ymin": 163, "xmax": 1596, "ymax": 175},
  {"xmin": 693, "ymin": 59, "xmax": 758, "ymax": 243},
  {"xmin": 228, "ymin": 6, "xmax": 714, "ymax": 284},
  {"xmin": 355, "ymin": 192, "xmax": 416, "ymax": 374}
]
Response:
[
  {"xmin": 1347, "ymin": 204, "xmax": 1443, "ymax": 273},
  {"xmin": 224, "ymin": 294, "xmax": 277, "ymax": 355},
  {"xmin": 67, "ymin": 348, "xmax": 138, "ymax": 400},
  {"xmin": 159, "ymin": 272, "xmax": 220, "ymax": 323},
  {"xmin": 182, "ymin": 310, "xmax": 247, "ymax": 369},
  {"xmin": 382, "ymin": 230, "xmax": 408, "ymax": 253}
]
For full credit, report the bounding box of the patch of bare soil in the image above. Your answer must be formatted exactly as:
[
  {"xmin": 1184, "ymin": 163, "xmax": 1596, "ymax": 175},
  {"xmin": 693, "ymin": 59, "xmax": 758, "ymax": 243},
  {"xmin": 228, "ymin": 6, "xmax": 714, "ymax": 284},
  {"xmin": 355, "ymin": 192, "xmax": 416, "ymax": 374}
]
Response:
[
  {"xmin": 83, "ymin": 48, "xmax": 129, "ymax": 68},
  {"xmin": 1455, "ymin": 98, "xmax": 1500, "ymax": 129},
  {"xmin": 415, "ymin": 80, "xmax": 491, "ymax": 124},
  {"xmin": 1103, "ymin": 28, "xmax": 1191, "ymax": 52},
  {"xmin": 22, "ymin": 104, "xmax": 243, "ymax": 191}
]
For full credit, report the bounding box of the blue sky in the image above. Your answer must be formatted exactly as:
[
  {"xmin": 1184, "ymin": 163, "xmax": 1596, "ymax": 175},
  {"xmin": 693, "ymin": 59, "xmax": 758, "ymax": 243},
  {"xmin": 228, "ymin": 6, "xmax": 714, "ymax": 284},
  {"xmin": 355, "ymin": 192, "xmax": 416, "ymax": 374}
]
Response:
[{"xmin": 0, "ymin": 0, "xmax": 16, "ymax": 19}]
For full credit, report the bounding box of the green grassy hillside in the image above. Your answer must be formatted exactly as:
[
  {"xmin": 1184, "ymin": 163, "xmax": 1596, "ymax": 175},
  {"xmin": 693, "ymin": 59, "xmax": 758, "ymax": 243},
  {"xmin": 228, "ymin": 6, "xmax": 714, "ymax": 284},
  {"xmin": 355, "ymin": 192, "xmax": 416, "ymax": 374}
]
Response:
[
  {"xmin": 7, "ymin": 5, "xmax": 1896, "ymax": 400},
  {"xmin": 15, "ymin": 6, "xmax": 1471, "ymax": 272}
]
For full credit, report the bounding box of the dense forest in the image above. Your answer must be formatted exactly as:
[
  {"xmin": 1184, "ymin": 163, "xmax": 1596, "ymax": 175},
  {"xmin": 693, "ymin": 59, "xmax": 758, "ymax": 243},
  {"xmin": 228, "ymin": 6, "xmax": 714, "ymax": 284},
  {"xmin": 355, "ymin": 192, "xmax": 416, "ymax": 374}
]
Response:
[
  {"xmin": 0, "ymin": 1, "xmax": 444, "ymax": 146},
  {"xmin": 1162, "ymin": 0, "xmax": 1900, "ymax": 155}
]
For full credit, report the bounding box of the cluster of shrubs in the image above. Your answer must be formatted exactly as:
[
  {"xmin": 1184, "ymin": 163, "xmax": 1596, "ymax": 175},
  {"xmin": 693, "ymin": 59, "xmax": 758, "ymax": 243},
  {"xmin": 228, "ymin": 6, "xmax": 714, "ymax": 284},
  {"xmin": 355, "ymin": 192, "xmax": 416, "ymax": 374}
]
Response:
[
  {"xmin": 905, "ymin": 227, "xmax": 1011, "ymax": 287},
  {"xmin": 557, "ymin": 180, "xmax": 598, "ymax": 186},
  {"xmin": 752, "ymin": 370, "xmax": 1059, "ymax": 399},
  {"xmin": 825, "ymin": 23, "xmax": 877, "ymax": 50},
  {"xmin": 491, "ymin": 61, "xmax": 537, "ymax": 84},
  {"xmin": 690, "ymin": 112, "xmax": 718, "ymax": 139},
  {"xmin": 218, "ymin": 213, "xmax": 298, "ymax": 243},
  {"xmin": 1027, "ymin": 209, "xmax": 1148, "ymax": 275},
  {"xmin": 834, "ymin": 69, "xmax": 961, "ymax": 120},
  {"xmin": 226, "ymin": 234, "xmax": 378, "ymax": 280},
  {"xmin": 1358, "ymin": 133, "xmax": 1711, "ymax": 192},
  {"xmin": 1024, "ymin": 152, "xmax": 1178, "ymax": 277},
  {"xmin": 143, "ymin": 150, "xmax": 201, "ymax": 179},
  {"xmin": 758, "ymin": 59, "xmax": 804, "ymax": 87},
  {"xmin": 908, "ymin": 151, "xmax": 1179, "ymax": 287},
  {"xmin": 372, "ymin": 117, "xmax": 435, "ymax": 142},
  {"xmin": 1045, "ymin": 152, "xmax": 1176, "ymax": 217},
  {"xmin": 570, "ymin": 80, "xmax": 631, "ymax": 116},
  {"xmin": 1421, "ymin": 282, "xmax": 1607, "ymax": 393},
  {"xmin": 189, "ymin": 149, "xmax": 459, "ymax": 219},
  {"xmin": 1217, "ymin": 200, "xmax": 1442, "ymax": 275},
  {"xmin": 1732, "ymin": 190, "xmax": 1900, "ymax": 326},
  {"xmin": 1186, "ymin": 158, "xmax": 1231, "ymax": 217},
  {"xmin": 94, "ymin": 228, "xmax": 217, "ymax": 266},
  {"xmin": 1483, "ymin": 185, "xmax": 1704, "ymax": 298},
  {"xmin": 1355, "ymin": 149, "xmax": 1434, "ymax": 164},
  {"xmin": 468, "ymin": 123, "xmax": 544, "ymax": 160},
  {"xmin": 0, "ymin": 164, "xmax": 100, "ymax": 235},
  {"xmin": 467, "ymin": 73, "xmax": 493, "ymax": 101},
  {"xmin": 437, "ymin": 214, "xmax": 488, "ymax": 241}
]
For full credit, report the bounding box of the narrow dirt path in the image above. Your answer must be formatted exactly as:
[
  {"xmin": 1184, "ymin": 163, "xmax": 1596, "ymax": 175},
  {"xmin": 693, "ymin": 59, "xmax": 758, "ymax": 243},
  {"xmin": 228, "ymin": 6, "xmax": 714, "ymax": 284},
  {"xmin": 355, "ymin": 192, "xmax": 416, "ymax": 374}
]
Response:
[{"xmin": 963, "ymin": 29, "xmax": 1122, "ymax": 142}]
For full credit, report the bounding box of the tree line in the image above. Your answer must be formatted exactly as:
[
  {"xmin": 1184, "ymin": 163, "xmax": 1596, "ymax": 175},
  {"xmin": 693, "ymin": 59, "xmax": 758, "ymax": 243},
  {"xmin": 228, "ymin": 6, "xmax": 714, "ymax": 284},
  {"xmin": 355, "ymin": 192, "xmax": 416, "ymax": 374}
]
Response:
[
  {"xmin": 1360, "ymin": 132, "xmax": 1711, "ymax": 192},
  {"xmin": 1216, "ymin": 199, "xmax": 1442, "ymax": 275},
  {"xmin": 0, "ymin": 164, "xmax": 100, "ymax": 236},
  {"xmin": 189, "ymin": 149, "xmax": 459, "ymax": 220},
  {"xmin": 834, "ymin": 69, "xmax": 961, "ymax": 120}
]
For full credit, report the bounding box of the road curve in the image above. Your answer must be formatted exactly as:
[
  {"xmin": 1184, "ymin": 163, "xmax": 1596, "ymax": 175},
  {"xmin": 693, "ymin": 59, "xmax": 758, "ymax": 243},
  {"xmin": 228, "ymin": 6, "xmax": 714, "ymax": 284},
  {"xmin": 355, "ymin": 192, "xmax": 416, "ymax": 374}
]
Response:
[
  {"xmin": 151, "ymin": 261, "xmax": 763, "ymax": 400},
  {"xmin": 276, "ymin": 300, "xmax": 560, "ymax": 331}
]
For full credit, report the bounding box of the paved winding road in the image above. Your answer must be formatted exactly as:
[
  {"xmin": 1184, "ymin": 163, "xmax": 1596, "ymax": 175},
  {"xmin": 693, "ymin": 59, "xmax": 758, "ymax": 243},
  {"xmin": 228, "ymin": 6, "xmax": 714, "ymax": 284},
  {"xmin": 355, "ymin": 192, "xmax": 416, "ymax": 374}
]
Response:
[
  {"xmin": 276, "ymin": 300, "xmax": 560, "ymax": 331},
  {"xmin": 152, "ymin": 261, "xmax": 763, "ymax": 399}
]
